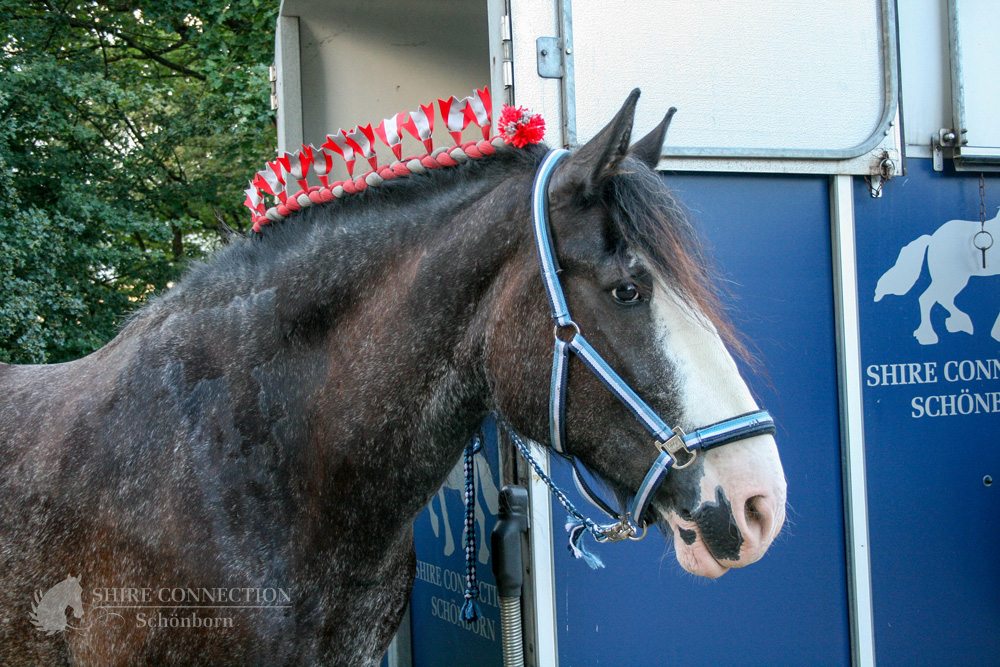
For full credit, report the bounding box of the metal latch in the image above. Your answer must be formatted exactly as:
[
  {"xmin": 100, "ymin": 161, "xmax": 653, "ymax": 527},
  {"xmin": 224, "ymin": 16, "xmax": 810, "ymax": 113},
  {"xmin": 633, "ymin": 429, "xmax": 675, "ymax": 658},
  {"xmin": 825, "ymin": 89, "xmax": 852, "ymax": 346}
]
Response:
[
  {"xmin": 536, "ymin": 37, "xmax": 563, "ymax": 78},
  {"xmin": 931, "ymin": 128, "xmax": 967, "ymax": 171}
]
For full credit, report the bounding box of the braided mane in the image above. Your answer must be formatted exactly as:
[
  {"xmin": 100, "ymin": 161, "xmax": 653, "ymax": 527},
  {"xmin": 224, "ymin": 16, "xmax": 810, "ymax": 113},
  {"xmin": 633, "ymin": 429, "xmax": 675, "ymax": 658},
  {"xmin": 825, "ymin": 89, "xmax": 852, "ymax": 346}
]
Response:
[{"xmin": 255, "ymin": 138, "xmax": 507, "ymax": 232}]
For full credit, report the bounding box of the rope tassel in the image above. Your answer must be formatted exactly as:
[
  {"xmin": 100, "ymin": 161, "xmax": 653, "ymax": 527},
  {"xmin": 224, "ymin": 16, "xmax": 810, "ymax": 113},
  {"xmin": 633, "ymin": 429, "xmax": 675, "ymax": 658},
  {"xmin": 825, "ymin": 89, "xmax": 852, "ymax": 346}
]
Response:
[
  {"xmin": 460, "ymin": 434, "xmax": 483, "ymax": 623},
  {"xmin": 566, "ymin": 518, "xmax": 605, "ymax": 570}
]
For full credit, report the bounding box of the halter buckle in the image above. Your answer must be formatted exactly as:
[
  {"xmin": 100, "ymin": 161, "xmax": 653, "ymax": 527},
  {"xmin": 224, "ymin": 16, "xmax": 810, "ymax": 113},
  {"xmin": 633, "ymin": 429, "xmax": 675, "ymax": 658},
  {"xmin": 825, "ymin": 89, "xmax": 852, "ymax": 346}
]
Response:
[{"xmin": 657, "ymin": 427, "xmax": 698, "ymax": 469}]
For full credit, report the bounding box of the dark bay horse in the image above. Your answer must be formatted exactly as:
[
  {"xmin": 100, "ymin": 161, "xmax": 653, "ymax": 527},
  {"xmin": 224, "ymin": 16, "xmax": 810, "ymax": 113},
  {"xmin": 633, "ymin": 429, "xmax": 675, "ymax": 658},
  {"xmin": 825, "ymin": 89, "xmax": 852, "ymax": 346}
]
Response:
[{"xmin": 0, "ymin": 91, "xmax": 785, "ymax": 665}]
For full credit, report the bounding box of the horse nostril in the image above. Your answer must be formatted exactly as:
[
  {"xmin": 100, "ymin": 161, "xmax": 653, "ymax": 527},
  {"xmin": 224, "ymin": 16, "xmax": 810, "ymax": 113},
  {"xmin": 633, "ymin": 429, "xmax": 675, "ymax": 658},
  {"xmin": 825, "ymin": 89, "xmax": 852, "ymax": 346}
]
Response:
[{"xmin": 743, "ymin": 495, "xmax": 770, "ymax": 542}]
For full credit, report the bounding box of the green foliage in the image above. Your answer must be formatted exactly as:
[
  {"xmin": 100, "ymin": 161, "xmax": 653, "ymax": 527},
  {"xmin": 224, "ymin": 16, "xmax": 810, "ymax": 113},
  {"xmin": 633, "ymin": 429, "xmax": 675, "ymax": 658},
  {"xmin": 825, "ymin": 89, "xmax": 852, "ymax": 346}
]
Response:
[{"xmin": 0, "ymin": 0, "xmax": 277, "ymax": 363}]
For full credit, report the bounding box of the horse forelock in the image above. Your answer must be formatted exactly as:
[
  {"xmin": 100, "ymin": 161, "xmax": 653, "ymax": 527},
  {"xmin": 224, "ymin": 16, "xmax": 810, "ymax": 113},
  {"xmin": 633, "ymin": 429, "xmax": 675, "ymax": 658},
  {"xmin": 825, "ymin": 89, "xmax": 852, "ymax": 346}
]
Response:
[{"xmin": 606, "ymin": 158, "xmax": 748, "ymax": 361}]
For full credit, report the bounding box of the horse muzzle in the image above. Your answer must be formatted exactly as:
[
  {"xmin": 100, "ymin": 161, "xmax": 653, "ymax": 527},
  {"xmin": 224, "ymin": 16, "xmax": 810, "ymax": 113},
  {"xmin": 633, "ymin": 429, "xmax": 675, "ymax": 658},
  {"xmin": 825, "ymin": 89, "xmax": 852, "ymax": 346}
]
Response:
[{"xmin": 665, "ymin": 482, "xmax": 786, "ymax": 578}]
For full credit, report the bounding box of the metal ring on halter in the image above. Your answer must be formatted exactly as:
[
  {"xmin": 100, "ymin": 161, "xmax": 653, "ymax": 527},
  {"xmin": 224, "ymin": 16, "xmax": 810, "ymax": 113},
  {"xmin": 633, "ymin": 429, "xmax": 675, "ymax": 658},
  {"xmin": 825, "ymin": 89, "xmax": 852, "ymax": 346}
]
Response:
[
  {"xmin": 627, "ymin": 521, "xmax": 649, "ymax": 542},
  {"xmin": 974, "ymin": 230, "xmax": 994, "ymax": 251},
  {"xmin": 554, "ymin": 321, "xmax": 581, "ymax": 343}
]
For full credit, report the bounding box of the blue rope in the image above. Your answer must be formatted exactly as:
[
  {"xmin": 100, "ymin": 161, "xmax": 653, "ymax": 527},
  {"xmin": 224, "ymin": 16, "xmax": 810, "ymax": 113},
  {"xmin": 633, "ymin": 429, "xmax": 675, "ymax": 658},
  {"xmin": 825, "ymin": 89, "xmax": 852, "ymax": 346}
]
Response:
[
  {"xmin": 498, "ymin": 419, "xmax": 615, "ymax": 569},
  {"xmin": 460, "ymin": 434, "xmax": 483, "ymax": 623}
]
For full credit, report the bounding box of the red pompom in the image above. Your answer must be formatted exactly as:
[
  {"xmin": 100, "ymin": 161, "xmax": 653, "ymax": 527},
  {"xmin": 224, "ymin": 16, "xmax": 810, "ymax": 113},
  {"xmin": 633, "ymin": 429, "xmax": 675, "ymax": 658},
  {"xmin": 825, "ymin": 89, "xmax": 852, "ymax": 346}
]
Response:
[{"xmin": 497, "ymin": 105, "xmax": 546, "ymax": 147}]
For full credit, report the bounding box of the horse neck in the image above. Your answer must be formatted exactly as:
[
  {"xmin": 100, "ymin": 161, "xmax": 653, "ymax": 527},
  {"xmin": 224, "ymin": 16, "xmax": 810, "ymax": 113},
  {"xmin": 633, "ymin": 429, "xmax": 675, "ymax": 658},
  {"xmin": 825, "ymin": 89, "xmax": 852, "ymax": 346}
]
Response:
[{"xmin": 129, "ymin": 169, "xmax": 533, "ymax": 553}]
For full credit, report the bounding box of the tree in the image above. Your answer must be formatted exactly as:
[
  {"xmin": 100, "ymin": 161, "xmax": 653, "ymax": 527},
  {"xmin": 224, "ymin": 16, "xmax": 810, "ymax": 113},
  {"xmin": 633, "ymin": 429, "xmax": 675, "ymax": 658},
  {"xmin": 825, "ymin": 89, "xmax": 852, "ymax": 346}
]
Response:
[{"xmin": 0, "ymin": 0, "xmax": 278, "ymax": 363}]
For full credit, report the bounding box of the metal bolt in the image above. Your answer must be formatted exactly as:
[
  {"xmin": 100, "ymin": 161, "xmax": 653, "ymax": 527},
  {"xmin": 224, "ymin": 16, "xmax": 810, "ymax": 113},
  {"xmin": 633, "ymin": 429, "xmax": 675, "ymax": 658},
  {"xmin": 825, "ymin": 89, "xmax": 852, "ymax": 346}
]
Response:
[
  {"xmin": 565, "ymin": 47, "xmax": 572, "ymax": 55},
  {"xmin": 943, "ymin": 131, "xmax": 956, "ymax": 143},
  {"xmin": 984, "ymin": 475, "xmax": 993, "ymax": 487}
]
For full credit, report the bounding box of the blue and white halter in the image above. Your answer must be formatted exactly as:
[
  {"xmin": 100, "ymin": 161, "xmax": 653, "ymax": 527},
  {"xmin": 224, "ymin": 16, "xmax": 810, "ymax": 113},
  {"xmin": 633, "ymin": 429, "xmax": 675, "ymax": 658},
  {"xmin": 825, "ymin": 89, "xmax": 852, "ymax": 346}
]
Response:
[{"xmin": 510, "ymin": 148, "xmax": 776, "ymax": 554}]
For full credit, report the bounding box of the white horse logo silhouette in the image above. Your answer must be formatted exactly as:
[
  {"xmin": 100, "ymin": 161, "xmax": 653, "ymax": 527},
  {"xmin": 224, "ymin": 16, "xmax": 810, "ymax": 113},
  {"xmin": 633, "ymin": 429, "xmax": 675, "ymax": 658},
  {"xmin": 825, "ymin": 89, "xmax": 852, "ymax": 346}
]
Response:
[
  {"xmin": 30, "ymin": 575, "xmax": 84, "ymax": 635},
  {"xmin": 875, "ymin": 209, "xmax": 999, "ymax": 345},
  {"xmin": 426, "ymin": 451, "xmax": 498, "ymax": 564}
]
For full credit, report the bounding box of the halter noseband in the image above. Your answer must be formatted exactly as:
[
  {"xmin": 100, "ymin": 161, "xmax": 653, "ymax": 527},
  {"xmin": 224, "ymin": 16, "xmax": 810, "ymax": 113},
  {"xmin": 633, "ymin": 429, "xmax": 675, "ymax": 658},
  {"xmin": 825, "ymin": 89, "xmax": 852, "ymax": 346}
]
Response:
[{"xmin": 527, "ymin": 149, "xmax": 776, "ymax": 541}]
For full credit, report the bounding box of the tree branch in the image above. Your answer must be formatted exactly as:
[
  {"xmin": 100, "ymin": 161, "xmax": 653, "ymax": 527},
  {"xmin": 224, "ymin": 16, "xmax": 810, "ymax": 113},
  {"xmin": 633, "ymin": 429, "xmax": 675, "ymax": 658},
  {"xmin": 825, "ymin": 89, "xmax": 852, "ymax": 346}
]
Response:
[{"xmin": 49, "ymin": 12, "xmax": 207, "ymax": 81}]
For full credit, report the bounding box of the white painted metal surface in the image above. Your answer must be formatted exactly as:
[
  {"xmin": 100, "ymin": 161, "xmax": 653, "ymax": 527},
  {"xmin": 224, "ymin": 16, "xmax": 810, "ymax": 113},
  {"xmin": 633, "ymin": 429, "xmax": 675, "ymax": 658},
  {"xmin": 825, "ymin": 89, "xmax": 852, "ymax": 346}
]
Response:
[
  {"xmin": 950, "ymin": 0, "xmax": 1000, "ymax": 161},
  {"xmin": 570, "ymin": 1, "xmax": 889, "ymax": 155},
  {"xmin": 277, "ymin": 0, "xmax": 490, "ymax": 175},
  {"xmin": 526, "ymin": 443, "xmax": 560, "ymax": 667},
  {"xmin": 897, "ymin": 0, "xmax": 952, "ymax": 158},
  {"xmin": 831, "ymin": 175, "xmax": 876, "ymax": 667},
  {"xmin": 275, "ymin": 15, "xmax": 303, "ymax": 154}
]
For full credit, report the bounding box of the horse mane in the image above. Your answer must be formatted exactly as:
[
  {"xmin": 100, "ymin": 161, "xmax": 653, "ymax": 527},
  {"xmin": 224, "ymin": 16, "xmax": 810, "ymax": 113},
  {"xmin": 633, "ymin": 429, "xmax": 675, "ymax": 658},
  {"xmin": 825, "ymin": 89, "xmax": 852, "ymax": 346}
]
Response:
[
  {"xmin": 119, "ymin": 143, "xmax": 546, "ymax": 336},
  {"xmin": 606, "ymin": 158, "xmax": 747, "ymax": 360},
  {"xmin": 123, "ymin": 142, "xmax": 739, "ymax": 363}
]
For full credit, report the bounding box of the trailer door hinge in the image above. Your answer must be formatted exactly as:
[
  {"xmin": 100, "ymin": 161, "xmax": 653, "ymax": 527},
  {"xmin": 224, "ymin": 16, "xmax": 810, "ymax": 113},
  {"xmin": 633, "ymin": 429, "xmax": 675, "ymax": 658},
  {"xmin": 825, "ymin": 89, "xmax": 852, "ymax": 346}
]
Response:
[
  {"xmin": 501, "ymin": 14, "xmax": 514, "ymax": 99},
  {"xmin": 269, "ymin": 64, "xmax": 278, "ymax": 111}
]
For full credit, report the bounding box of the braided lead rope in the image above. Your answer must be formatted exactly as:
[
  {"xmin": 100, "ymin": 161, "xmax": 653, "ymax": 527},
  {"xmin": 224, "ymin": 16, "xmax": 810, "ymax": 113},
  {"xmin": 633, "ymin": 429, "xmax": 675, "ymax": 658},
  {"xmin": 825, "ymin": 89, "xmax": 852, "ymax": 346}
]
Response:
[
  {"xmin": 252, "ymin": 138, "xmax": 507, "ymax": 232},
  {"xmin": 460, "ymin": 433, "xmax": 483, "ymax": 622},
  {"xmin": 500, "ymin": 422, "xmax": 610, "ymax": 544}
]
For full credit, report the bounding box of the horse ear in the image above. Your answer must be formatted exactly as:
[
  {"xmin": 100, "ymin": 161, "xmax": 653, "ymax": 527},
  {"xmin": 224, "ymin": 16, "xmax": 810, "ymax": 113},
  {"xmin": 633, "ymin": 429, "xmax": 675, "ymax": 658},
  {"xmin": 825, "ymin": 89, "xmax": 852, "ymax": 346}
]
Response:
[
  {"xmin": 559, "ymin": 88, "xmax": 641, "ymax": 197},
  {"xmin": 629, "ymin": 107, "xmax": 677, "ymax": 169}
]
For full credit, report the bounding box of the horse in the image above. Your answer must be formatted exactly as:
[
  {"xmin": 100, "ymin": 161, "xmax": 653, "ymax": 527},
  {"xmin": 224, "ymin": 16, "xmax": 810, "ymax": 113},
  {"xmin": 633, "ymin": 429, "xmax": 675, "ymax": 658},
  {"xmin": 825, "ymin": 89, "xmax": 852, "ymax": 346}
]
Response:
[
  {"xmin": 875, "ymin": 208, "xmax": 1000, "ymax": 344},
  {"xmin": 0, "ymin": 90, "xmax": 786, "ymax": 666}
]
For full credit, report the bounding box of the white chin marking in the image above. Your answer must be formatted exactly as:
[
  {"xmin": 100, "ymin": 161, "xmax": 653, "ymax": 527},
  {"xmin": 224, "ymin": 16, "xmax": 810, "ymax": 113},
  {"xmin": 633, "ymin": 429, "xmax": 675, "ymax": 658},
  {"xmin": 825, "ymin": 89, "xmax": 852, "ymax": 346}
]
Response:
[{"xmin": 664, "ymin": 511, "xmax": 729, "ymax": 578}]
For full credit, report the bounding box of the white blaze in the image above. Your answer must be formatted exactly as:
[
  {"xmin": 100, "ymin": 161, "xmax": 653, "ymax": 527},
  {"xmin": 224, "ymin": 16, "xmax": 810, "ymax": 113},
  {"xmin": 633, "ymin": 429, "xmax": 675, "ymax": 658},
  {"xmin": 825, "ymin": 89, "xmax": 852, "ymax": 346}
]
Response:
[{"xmin": 651, "ymin": 281, "xmax": 786, "ymax": 577}]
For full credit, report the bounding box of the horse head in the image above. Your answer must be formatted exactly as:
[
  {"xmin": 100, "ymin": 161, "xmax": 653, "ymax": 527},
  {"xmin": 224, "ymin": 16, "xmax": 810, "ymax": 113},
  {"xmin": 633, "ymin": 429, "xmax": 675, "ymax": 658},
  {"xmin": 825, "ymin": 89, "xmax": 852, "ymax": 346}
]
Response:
[
  {"xmin": 487, "ymin": 91, "xmax": 786, "ymax": 578},
  {"xmin": 65, "ymin": 575, "xmax": 84, "ymax": 618}
]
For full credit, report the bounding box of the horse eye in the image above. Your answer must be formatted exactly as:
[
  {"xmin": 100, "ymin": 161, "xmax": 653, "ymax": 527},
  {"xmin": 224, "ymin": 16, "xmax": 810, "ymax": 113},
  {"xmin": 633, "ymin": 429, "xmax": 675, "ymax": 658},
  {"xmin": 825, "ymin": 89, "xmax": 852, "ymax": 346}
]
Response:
[{"xmin": 611, "ymin": 283, "xmax": 641, "ymax": 304}]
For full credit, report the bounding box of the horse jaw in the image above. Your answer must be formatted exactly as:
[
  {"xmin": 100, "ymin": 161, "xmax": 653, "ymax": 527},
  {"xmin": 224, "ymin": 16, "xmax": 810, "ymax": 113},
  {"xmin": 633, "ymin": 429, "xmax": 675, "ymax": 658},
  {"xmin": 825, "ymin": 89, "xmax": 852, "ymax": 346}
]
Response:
[{"xmin": 651, "ymin": 284, "xmax": 787, "ymax": 577}]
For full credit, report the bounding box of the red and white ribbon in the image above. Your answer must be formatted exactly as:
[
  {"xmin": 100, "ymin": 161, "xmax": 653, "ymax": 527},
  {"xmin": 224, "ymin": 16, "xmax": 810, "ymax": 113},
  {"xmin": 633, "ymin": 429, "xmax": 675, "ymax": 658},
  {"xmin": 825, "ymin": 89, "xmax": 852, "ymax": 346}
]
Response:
[
  {"xmin": 400, "ymin": 104, "xmax": 435, "ymax": 153},
  {"xmin": 344, "ymin": 124, "xmax": 378, "ymax": 171},
  {"xmin": 285, "ymin": 147, "xmax": 314, "ymax": 193},
  {"xmin": 464, "ymin": 87, "xmax": 492, "ymax": 139},
  {"xmin": 322, "ymin": 130, "xmax": 357, "ymax": 177},
  {"xmin": 439, "ymin": 95, "xmax": 472, "ymax": 145},
  {"xmin": 375, "ymin": 111, "xmax": 409, "ymax": 161},
  {"xmin": 243, "ymin": 182, "xmax": 265, "ymax": 216},
  {"xmin": 310, "ymin": 143, "xmax": 334, "ymax": 188},
  {"xmin": 255, "ymin": 158, "xmax": 288, "ymax": 203}
]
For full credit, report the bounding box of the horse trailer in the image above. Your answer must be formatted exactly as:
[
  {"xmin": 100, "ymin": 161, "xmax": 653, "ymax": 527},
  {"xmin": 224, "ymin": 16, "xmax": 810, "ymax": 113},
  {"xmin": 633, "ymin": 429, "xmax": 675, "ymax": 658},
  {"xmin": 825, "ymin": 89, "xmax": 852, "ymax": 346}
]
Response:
[{"xmin": 272, "ymin": 1, "xmax": 999, "ymax": 665}]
